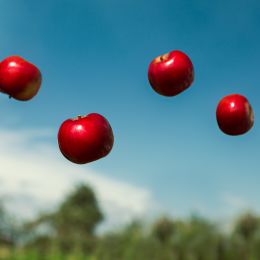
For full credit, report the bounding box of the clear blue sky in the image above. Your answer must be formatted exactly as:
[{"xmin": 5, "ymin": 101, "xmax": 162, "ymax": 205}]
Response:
[{"xmin": 0, "ymin": 0, "xmax": 260, "ymax": 220}]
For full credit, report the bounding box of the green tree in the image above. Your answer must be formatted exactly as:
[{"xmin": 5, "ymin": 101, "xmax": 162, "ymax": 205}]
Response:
[
  {"xmin": 231, "ymin": 212, "xmax": 260, "ymax": 259},
  {"xmin": 25, "ymin": 184, "xmax": 103, "ymax": 254},
  {"xmin": 152, "ymin": 217, "xmax": 175, "ymax": 243}
]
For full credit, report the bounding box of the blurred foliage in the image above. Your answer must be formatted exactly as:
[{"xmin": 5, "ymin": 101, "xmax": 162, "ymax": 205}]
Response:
[
  {"xmin": 1, "ymin": 185, "xmax": 260, "ymax": 259},
  {"xmin": 23, "ymin": 184, "xmax": 103, "ymax": 255}
]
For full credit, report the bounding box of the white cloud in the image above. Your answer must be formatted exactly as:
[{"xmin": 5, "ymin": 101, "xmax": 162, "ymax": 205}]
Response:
[
  {"xmin": 0, "ymin": 128, "xmax": 155, "ymax": 231},
  {"xmin": 222, "ymin": 193, "xmax": 249, "ymax": 210}
]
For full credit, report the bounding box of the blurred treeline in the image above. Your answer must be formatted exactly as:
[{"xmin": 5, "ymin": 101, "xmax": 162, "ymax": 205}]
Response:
[{"xmin": 0, "ymin": 185, "xmax": 260, "ymax": 259}]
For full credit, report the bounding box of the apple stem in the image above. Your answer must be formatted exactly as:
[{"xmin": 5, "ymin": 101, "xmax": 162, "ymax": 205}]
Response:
[
  {"xmin": 72, "ymin": 115, "xmax": 82, "ymax": 121},
  {"xmin": 9, "ymin": 95, "xmax": 12, "ymax": 99},
  {"xmin": 160, "ymin": 56, "xmax": 164, "ymax": 62}
]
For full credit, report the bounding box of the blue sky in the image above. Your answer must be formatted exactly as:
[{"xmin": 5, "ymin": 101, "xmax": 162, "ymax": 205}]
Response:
[{"xmin": 0, "ymin": 0, "xmax": 260, "ymax": 225}]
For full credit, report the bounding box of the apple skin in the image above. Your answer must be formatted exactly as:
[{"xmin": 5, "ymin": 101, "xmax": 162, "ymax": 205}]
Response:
[
  {"xmin": 0, "ymin": 56, "xmax": 42, "ymax": 101},
  {"xmin": 148, "ymin": 50, "xmax": 194, "ymax": 96},
  {"xmin": 58, "ymin": 113, "xmax": 114, "ymax": 164},
  {"xmin": 216, "ymin": 94, "xmax": 254, "ymax": 136}
]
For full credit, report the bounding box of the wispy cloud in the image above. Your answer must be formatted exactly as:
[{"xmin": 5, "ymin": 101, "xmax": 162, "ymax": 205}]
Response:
[
  {"xmin": 222, "ymin": 193, "xmax": 249, "ymax": 210},
  {"xmin": 0, "ymin": 128, "xmax": 155, "ymax": 230},
  {"xmin": 219, "ymin": 192, "xmax": 254, "ymax": 223}
]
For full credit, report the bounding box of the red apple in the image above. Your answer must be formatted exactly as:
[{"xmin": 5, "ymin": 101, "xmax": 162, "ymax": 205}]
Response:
[
  {"xmin": 148, "ymin": 50, "xmax": 194, "ymax": 96},
  {"xmin": 216, "ymin": 94, "xmax": 254, "ymax": 136},
  {"xmin": 0, "ymin": 56, "xmax": 42, "ymax": 101},
  {"xmin": 58, "ymin": 113, "xmax": 114, "ymax": 164}
]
